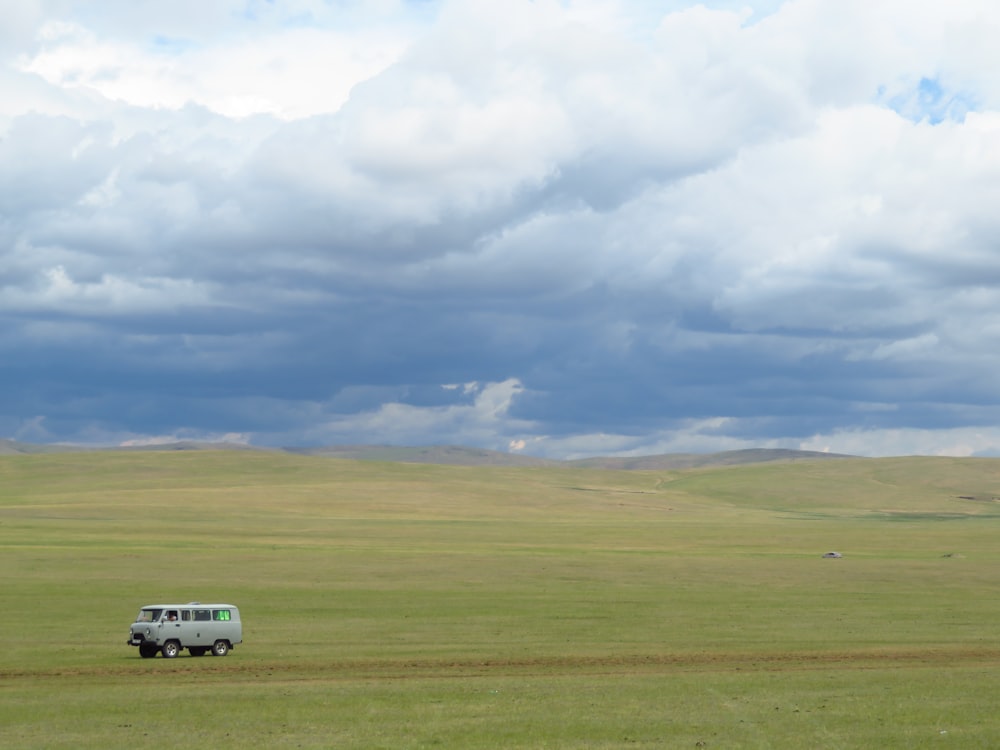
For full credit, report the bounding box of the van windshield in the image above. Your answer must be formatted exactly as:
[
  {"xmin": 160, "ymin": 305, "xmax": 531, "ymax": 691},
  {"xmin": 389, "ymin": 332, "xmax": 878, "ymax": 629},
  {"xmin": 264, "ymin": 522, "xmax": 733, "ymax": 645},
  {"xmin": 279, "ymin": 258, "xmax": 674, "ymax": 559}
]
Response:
[{"xmin": 136, "ymin": 609, "xmax": 162, "ymax": 623}]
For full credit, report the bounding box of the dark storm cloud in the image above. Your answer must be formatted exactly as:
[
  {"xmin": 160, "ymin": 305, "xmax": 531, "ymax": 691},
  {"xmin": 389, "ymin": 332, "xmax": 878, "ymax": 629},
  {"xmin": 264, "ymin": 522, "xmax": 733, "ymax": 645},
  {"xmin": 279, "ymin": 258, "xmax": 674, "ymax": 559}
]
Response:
[{"xmin": 3, "ymin": 1, "xmax": 1000, "ymax": 457}]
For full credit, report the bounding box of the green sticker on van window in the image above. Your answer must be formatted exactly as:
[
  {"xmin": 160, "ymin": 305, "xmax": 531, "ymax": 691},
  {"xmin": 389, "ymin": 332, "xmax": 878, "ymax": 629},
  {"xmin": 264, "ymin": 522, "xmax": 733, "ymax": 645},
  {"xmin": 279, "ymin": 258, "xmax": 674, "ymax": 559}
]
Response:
[{"xmin": 213, "ymin": 609, "xmax": 231, "ymax": 621}]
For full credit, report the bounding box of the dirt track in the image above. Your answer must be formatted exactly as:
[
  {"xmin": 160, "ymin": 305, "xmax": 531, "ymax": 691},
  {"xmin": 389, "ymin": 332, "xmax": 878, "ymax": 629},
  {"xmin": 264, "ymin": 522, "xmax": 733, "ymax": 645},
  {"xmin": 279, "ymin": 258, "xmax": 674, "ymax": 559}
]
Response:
[{"xmin": 8, "ymin": 646, "xmax": 1000, "ymax": 682}]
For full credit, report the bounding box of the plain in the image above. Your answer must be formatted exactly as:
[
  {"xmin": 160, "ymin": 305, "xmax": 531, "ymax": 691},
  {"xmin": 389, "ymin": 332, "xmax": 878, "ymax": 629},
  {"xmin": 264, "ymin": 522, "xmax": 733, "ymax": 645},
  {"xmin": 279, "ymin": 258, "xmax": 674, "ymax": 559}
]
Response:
[{"xmin": 2, "ymin": 451, "xmax": 1000, "ymax": 748}]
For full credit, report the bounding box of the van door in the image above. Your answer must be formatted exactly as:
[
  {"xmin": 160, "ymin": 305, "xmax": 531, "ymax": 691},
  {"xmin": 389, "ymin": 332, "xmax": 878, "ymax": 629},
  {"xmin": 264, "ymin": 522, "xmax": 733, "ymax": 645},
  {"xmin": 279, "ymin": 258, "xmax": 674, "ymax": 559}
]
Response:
[
  {"xmin": 161, "ymin": 609, "xmax": 182, "ymax": 644},
  {"xmin": 177, "ymin": 609, "xmax": 194, "ymax": 644},
  {"xmin": 190, "ymin": 608, "xmax": 214, "ymax": 646}
]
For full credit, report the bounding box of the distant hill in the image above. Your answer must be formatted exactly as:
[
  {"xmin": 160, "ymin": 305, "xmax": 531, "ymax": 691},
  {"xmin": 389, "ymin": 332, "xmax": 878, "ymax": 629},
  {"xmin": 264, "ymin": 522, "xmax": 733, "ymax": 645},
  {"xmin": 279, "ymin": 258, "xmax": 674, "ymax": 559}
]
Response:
[
  {"xmin": 0, "ymin": 438, "xmax": 264, "ymax": 454},
  {"xmin": 117, "ymin": 440, "xmax": 265, "ymax": 452},
  {"xmin": 0, "ymin": 439, "xmax": 856, "ymax": 468},
  {"xmin": 0, "ymin": 438, "xmax": 76, "ymax": 455},
  {"xmin": 284, "ymin": 444, "xmax": 558, "ymax": 467},
  {"xmin": 567, "ymin": 448, "xmax": 856, "ymax": 470}
]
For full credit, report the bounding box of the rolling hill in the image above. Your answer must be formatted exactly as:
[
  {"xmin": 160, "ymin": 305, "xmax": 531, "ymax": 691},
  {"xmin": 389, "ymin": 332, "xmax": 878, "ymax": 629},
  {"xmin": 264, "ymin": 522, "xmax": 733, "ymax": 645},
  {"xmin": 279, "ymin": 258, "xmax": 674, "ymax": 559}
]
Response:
[{"xmin": 0, "ymin": 438, "xmax": 853, "ymax": 467}]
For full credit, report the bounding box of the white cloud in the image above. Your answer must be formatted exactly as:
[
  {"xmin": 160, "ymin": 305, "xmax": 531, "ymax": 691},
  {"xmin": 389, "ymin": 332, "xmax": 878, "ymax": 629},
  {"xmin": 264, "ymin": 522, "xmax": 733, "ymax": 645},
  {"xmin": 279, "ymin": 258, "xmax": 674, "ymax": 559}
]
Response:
[
  {"xmin": 279, "ymin": 379, "xmax": 533, "ymax": 449},
  {"xmin": 18, "ymin": 20, "xmax": 408, "ymax": 118},
  {"xmin": 13, "ymin": 415, "xmax": 51, "ymax": 443},
  {"xmin": 800, "ymin": 427, "xmax": 1000, "ymax": 458},
  {"xmin": 870, "ymin": 334, "xmax": 940, "ymax": 362},
  {"xmin": 0, "ymin": 265, "xmax": 213, "ymax": 315},
  {"xmin": 119, "ymin": 431, "xmax": 250, "ymax": 447},
  {"xmin": 0, "ymin": 0, "xmax": 46, "ymax": 60}
]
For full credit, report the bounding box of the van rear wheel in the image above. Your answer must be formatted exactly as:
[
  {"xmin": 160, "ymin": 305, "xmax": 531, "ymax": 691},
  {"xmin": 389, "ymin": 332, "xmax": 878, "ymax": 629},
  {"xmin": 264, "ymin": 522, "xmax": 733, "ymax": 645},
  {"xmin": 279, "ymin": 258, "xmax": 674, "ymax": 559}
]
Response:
[
  {"xmin": 161, "ymin": 640, "xmax": 180, "ymax": 658},
  {"xmin": 211, "ymin": 640, "xmax": 229, "ymax": 657}
]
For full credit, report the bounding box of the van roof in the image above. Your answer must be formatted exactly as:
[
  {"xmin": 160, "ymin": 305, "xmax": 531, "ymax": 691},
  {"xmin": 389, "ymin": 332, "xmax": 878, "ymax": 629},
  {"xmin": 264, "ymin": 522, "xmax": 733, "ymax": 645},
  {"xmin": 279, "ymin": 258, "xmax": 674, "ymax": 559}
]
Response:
[{"xmin": 140, "ymin": 603, "xmax": 238, "ymax": 609}]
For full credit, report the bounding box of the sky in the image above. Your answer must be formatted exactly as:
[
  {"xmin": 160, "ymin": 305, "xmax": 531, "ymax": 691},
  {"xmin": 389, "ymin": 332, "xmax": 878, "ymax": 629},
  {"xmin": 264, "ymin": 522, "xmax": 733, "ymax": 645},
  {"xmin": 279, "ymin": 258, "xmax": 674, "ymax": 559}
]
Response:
[{"xmin": 3, "ymin": 0, "xmax": 1000, "ymax": 459}]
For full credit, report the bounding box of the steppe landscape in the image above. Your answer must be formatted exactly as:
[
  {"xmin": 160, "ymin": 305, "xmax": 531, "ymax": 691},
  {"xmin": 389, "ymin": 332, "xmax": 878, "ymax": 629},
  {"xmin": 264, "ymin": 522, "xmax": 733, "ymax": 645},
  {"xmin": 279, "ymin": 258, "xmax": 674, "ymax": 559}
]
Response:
[{"xmin": 3, "ymin": 449, "xmax": 999, "ymax": 748}]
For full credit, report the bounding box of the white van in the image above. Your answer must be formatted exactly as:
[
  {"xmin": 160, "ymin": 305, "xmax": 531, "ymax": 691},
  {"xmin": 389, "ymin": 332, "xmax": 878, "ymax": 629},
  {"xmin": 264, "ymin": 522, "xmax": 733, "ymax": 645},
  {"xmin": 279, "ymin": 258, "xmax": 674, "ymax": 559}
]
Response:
[{"xmin": 127, "ymin": 602, "xmax": 243, "ymax": 658}]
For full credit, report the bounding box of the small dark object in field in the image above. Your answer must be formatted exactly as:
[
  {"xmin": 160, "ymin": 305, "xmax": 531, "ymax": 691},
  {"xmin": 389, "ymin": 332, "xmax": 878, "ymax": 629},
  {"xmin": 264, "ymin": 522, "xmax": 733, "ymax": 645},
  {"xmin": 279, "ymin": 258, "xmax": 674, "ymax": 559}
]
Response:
[{"xmin": 822, "ymin": 551, "xmax": 842, "ymax": 558}]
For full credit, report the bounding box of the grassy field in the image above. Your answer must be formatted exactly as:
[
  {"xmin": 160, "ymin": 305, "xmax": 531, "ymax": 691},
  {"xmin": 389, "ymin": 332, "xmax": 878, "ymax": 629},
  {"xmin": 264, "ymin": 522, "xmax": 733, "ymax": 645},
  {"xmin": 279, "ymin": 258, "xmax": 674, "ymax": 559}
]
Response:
[{"xmin": 2, "ymin": 451, "xmax": 1000, "ymax": 748}]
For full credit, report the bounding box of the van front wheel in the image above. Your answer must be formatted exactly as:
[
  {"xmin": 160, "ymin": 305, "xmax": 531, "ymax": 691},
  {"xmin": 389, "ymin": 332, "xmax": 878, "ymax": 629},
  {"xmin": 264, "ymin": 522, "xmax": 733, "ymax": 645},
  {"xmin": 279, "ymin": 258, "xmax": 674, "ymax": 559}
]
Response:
[
  {"xmin": 212, "ymin": 640, "xmax": 229, "ymax": 657},
  {"xmin": 161, "ymin": 641, "xmax": 180, "ymax": 658}
]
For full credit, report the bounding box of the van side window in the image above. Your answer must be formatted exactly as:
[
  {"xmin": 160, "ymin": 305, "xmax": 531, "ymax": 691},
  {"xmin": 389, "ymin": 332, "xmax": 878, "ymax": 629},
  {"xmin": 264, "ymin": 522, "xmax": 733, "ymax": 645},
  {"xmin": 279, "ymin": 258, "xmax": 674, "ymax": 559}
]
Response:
[
  {"xmin": 193, "ymin": 609, "xmax": 211, "ymax": 621},
  {"xmin": 213, "ymin": 609, "xmax": 231, "ymax": 621},
  {"xmin": 181, "ymin": 610, "xmax": 191, "ymax": 621}
]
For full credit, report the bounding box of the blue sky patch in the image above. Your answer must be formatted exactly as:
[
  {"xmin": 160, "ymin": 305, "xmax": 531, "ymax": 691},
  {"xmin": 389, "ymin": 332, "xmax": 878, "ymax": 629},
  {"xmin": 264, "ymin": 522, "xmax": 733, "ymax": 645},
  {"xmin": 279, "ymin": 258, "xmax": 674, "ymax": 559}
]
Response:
[{"xmin": 884, "ymin": 76, "xmax": 976, "ymax": 124}]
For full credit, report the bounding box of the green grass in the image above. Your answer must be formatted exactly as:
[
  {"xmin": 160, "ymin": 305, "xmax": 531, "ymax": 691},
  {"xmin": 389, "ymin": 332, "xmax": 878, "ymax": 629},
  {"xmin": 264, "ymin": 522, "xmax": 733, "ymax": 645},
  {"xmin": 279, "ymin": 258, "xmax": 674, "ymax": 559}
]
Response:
[{"xmin": 2, "ymin": 452, "xmax": 1000, "ymax": 747}]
